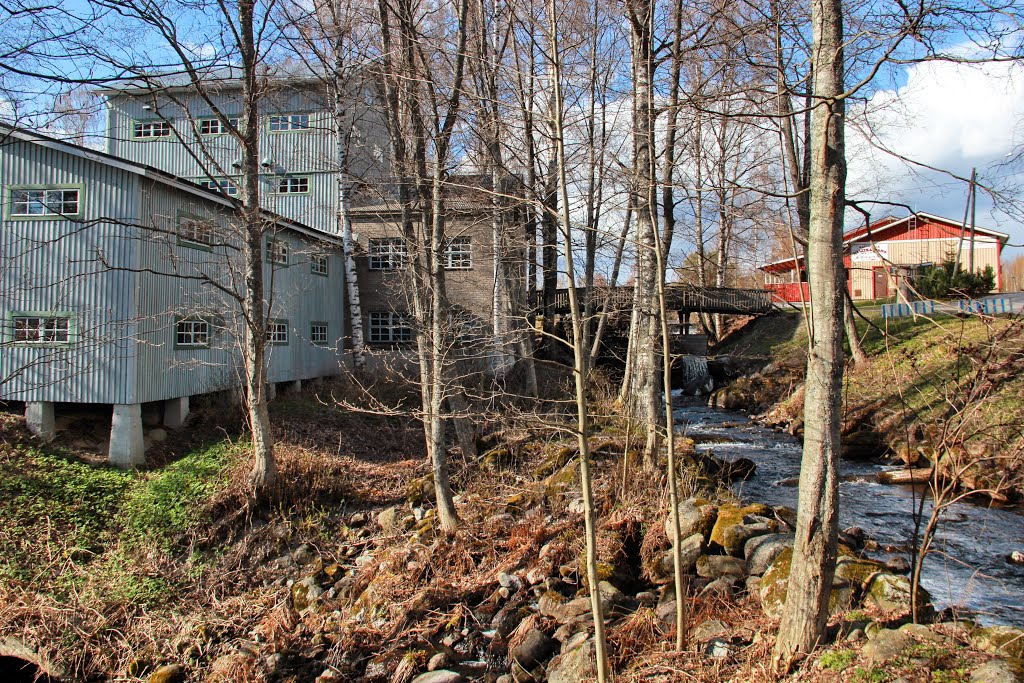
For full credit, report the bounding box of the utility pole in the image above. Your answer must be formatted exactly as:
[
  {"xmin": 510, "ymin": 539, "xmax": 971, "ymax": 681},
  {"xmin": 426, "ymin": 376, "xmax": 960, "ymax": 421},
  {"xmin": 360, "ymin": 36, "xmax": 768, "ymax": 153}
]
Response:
[
  {"xmin": 969, "ymin": 168, "xmax": 977, "ymax": 273},
  {"xmin": 953, "ymin": 167, "xmax": 976, "ymax": 275}
]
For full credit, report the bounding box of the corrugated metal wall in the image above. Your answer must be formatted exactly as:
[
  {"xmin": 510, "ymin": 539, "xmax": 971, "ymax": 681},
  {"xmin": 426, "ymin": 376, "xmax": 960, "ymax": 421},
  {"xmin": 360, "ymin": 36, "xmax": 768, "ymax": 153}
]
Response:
[
  {"xmin": 2, "ymin": 139, "xmax": 347, "ymax": 406},
  {"xmin": 0, "ymin": 139, "xmax": 140, "ymax": 403},
  {"xmin": 104, "ymin": 86, "xmax": 391, "ymax": 236}
]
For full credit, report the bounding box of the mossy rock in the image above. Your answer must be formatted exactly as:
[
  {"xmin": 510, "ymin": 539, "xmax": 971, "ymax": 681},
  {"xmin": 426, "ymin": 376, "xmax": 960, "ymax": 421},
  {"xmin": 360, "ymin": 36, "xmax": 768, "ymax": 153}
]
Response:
[
  {"xmin": 533, "ymin": 446, "xmax": 577, "ymax": 479},
  {"xmin": 148, "ymin": 665, "xmax": 186, "ymax": 683},
  {"xmin": 834, "ymin": 557, "xmax": 887, "ymax": 589},
  {"xmin": 506, "ymin": 491, "xmax": 540, "ymax": 513},
  {"xmin": 406, "ymin": 474, "xmax": 435, "ymax": 506},
  {"xmin": 709, "ymin": 503, "xmax": 776, "ymax": 556},
  {"xmin": 482, "ymin": 446, "xmax": 515, "ymax": 471},
  {"xmin": 544, "ymin": 463, "xmax": 578, "ymax": 503},
  {"xmin": 971, "ymin": 626, "xmax": 1024, "ymax": 659},
  {"xmin": 863, "ymin": 573, "xmax": 931, "ymax": 616},
  {"xmin": 664, "ymin": 497, "xmax": 718, "ymax": 542},
  {"xmin": 759, "ymin": 547, "xmax": 859, "ymax": 619}
]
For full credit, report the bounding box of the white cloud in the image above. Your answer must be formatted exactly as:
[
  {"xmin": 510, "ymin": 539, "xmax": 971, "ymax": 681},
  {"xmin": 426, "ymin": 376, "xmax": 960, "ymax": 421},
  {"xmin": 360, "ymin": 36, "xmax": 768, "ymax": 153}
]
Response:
[{"xmin": 846, "ymin": 59, "xmax": 1024, "ymax": 256}]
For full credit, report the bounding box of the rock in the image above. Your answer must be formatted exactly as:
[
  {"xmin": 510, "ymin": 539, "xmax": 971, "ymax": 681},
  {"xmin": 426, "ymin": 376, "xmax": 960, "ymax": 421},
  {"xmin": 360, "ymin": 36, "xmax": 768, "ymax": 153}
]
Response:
[
  {"xmin": 971, "ymin": 627, "xmax": 1024, "ymax": 659},
  {"xmin": 1008, "ymin": 551, "xmax": 1024, "ymax": 566},
  {"xmin": 656, "ymin": 600, "xmax": 678, "ymax": 625},
  {"xmin": 744, "ymin": 575, "xmax": 762, "ymax": 595},
  {"xmin": 708, "ymin": 503, "xmax": 774, "ymax": 556},
  {"xmin": 597, "ymin": 581, "xmax": 624, "ymax": 607},
  {"xmin": 833, "ymin": 557, "xmax": 886, "ymax": 588},
  {"xmin": 349, "ymin": 512, "xmax": 368, "ymax": 527},
  {"xmin": 406, "ymin": 474, "xmax": 435, "ymax": 506},
  {"xmin": 898, "ymin": 623, "xmax": 953, "ymax": 645},
  {"xmin": 704, "ymin": 638, "xmax": 735, "ymax": 659},
  {"xmin": 696, "ymin": 555, "xmax": 746, "ymax": 580},
  {"xmin": 538, "ymin": 593, "xmax": 592, "ymax": 624},
  {"xmin": 698, "ymin": 578, "xmax": 736, "ymax": 600},
  {"xmin": 510, "ymin": 629, "xmax": 557, "ymax": 670},
  {"xmin": 149, "ymin": 665, "xmax": 186, "ymax": 683},
  {"xmin": 970, "ymin": 659, "xmax": 1024, "ymax": 683},
  {"xmin": 745, "ymin": 534, "xmax": 793, "ymax": 576},
  {"xmin": 377, "ymin": 506, "xmax": 404, "ymax": 534},
  {"xmin": 498, "ymin": 572, "xmax": 523, "ymax": 592},
  {"xmin": 773, "ymin": 506, "xmax": 798, "ymax": 530},
  {"xmin": 862, "ymin": 628, "xmax": 915, "ymax": 666},
  {"xmin": 885, "ymin": 556, "xmax": 912, "ymax": 574},
  {"xmin": 636, "ymin": 591, "xmax": 658, "ymax": 607},
  {"xmin": 759, "ymin": 547, "xmax": 853, "ymax": 620},
  {"xmin": 411, "ymin": 672, "xmax": 465, "ymax": 683},
  {"xmin": 547, "ymin": 638, "xmax": 597, "ymax": 683},
  {"xmin": 864, "ymin": 573, "xmax": 931, "ymax": 616},
  {"xmin": 427, "ymin": 653, "xmax": 449, "ymax": 671},
  {"xmin": 692, "ymin": 619, "xmax": 729, "ymax": 643},
  {"xmin": 649, "ymin": 533, "xmax": 703, "ymax": 584},
  {"xmin": 664, "ymin": 498, "xmax": 718, "ymax": 542},
  {"xmin": 292, "ymin": 575, "xmax": 324, "ymax": 612}
]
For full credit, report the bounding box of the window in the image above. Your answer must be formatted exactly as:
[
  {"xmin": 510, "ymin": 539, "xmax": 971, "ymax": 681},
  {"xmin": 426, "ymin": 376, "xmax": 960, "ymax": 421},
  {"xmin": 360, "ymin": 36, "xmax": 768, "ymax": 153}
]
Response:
[
  {"xmin": 11, "ymin": 314, "xmax": 72, "ymax": 344},
  {"xmin": 199, "ymin": 117, "xmax": 239, "ymax": 135},
  {"xmin": 311, "ymin": 253, "xmax": 328, "ymax": 276},
  {"xmin": 267, "ymin": 319, "xmax": 289, "ymax": 345},
  {"xmin": 368, "ymin": 311, "xmax": 413, "ymax": 344},
  {"xmin": 368, "ymin": 238, "xmax": 406, "ymax": 270},
  {"xmin": 310, "ymin": 322, "xmax": 328, "ymax": 345},
  {"xmin": 274, "ymin": 177, "xmax": 310, "ymax": 194},
  {"xmin": 178, "ymin": 215, "xmax": 216, "ymax": 247},
  {"xmin": 266, "ymin": 239, "xmax": 288, "ymax": 264},
  {"xmin": 10, "ymin": 188, "xmax": 80, "ymax": 218},
  {"xmin": 269, "ymin": 114, "xmax": 310, "ymax": 132},
  {"xmin": 175, "ymin": 318, "xmax": 209, "ymax": 348},
  {"xmin": 198, "ymin": 179, "xmax": 239, "ymax": 197},
  {"xmin": 133, "ymin": 120, "xmax": 172, "ymax": 139},
  {"xmin": 443, "ymin": 236, "xmax": 472, "ymax": 269}
]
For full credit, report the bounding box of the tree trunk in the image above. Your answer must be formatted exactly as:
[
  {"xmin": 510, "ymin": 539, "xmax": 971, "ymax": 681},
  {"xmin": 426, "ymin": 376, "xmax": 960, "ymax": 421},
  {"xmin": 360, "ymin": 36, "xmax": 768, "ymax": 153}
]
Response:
[
  {"xmin": 333, "ymin": 81, "xmax": 366, "ymax": 370},
  {"xmin": 773, "ymin": 0, "xmax": 846, "ymax": 666}
]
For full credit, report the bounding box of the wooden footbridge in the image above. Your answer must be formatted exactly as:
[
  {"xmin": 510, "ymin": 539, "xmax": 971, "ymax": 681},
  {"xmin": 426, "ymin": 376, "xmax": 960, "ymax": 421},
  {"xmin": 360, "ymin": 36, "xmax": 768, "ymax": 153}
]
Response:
[{"xmin": 537, "ymin": 284, "xmax": 775, "ymax": 317}]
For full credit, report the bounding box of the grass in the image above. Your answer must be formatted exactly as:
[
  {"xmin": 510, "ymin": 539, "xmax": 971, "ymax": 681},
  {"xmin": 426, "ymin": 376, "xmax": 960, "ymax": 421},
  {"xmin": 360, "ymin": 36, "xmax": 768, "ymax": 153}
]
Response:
[{"xmin": 819, "ymin": 648, "xmax": 857, "ymax": 671}]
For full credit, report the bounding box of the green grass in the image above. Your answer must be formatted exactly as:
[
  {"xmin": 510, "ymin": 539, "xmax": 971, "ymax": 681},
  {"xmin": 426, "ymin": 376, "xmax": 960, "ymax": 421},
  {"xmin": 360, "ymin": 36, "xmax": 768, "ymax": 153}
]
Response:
[
  {"xmin": 0, "ymin": 432, "xmax": 242, "ymax": 604},
  {"xmin": 819, "ymin": 648, "xmax": 857, "ymax": 671},
  {"xmin": 122, "ymin": 440, "xmax": 239, "ymax": 549}
]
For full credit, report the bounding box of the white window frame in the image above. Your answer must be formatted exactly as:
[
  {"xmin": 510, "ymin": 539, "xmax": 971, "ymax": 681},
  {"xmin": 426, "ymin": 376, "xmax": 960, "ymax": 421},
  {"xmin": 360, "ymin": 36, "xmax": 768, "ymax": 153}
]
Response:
[
  {"xmin": 368, "ymin": 238, "xmax": 406, "ymax": 271},
  {"xmin": 266, "ymin": 319, "xmax": 289, "ymax": 345},
  {"xmin": 443, "ymin": 236, "xmax": 472, "ymax": 269},
  {"xmin": 133, "ymin": 120, "xmax": 172, "ymax": 139},
  {"xmin": 9, "ymin": 188, "xmax": 81, "ymax": 218},
  {"xmin": 177, "ymin": 214, "xmax": 216, "ymax": 247},
  {"xmin": 10, "ymin": 314, "xmax": 73, "ymax": 345},
  {"xmin": 273, "ymin": 176, "xmax": 310, "ymax": 194},
  {"xmin": 368, "ymin": 311, "xmax": 413, "ymax": 344},
  {"xmin": 266, "ymin": 238, "xmax": 288, "ymax": 265},
  {"xmin": 310, "ymin": 322, "xmax": 328, "ymax": 345},
  {"xmin": 269, "ymin": 114, "xmax": 310, "ymax": 132},
  {"xmin": 198, "ymin": 179, "xmax": 239, "ymax": 197},
  {"xmin": 311, "ymin": 253, "xmax": 329, "ymax": 276},
  {"xmin": 198, "ymin": 117, "xmax": 239, "ymax": 135},
  {"xmin": 175, "ymin": 318, "xmax": 210, "ymax": 348}
]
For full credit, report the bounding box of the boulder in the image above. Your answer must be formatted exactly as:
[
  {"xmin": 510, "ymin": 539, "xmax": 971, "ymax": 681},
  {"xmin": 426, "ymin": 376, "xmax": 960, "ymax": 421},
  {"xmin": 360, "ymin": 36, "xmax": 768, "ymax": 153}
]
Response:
[
  {"xmin": 546, "ymin": 638, "xmax": 597, "ymax": 683},
  {"xmin": 691, "ymin": 619, "xmax": 729, "ymax": 643},
  {"xmin": 149, "ymin": 665, "xmax": 187, "ymax": 683},
  {"xmin": 759, "ymin": 547, "xmax": 854, "ymax": 619},
  {"xmin": 411, "ymin": 672, "xmax": 465, "ymax": 683},
  {"xmin": 708, "ymin": 503, "xmax": 774, "ymax": 556},
  {"xmin": 377, "ymin": 506, "xmax": 404, "ymax": 534},
  {"xmin": 292, "ymin": 575, "xmax": 324, "ymax": 612},
  {"xmin": 664, "ymin": 498, "xmax": 718, "ymax": 542},
  {"xmin": 1009, "ymin": 551, "xmax": 1024, "ymax": 566},
  {"xmin": 696, "ymin": 555, "xmax": 746, "ymax": 580},
  {"xmin": 538, "ymin": 593, "xmax": 592, "ymax": 624},
  {"xmin": 744, "ymin": 534, "xmax": 793, "ymax": 576},
  {"xmin": 833, "ymin": 557, "xmax": 887, "ymax": 589},
  {"xmin": 649, "ymin": 534, "xmax": 703, "ymax": 584},
  {"xmin": 862, "ymin": 628, "xmax": 915, "ymax": 666},
  {"xmin": 970, "ymin": 659, "xmax": 1024, "ymax": 683},
  {"xmin": 698, "ymin": 578, "xmax": 736, "ymax": 601},
  {"xmin": 655, "ymin": 600, "xmax": 678, "ymax": 625},
  {"xmin": 510, "ymin": 629, "xmax": 557, "ymax": 671},
  {"xmin": 971, "ymin": 627, "xmax": 1024, "ymax": 659},
  {"xmin": 864, "ymin": 573, "xmax": 931, "ymax": 616}
]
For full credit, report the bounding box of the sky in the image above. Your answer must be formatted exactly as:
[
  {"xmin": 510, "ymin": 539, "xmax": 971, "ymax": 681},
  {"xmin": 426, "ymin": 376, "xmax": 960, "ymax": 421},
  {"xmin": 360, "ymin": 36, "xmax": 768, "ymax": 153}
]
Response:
[{"xmin": 846, "ymin": 57, "xmax": 1024, "ymax": 256}]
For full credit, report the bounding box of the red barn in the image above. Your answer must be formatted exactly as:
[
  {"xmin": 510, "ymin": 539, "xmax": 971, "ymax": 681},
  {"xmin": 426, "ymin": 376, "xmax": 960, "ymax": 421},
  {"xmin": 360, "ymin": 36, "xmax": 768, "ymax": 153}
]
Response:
[{"xmin": 761, "ymin": 213, "xmax": 1009, "ymax": 303}]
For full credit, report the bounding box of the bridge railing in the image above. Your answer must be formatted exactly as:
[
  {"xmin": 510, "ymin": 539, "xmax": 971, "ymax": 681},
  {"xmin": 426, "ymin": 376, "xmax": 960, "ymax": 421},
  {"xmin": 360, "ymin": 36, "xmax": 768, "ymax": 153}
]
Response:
[{"xmin": 529, "ymin": 285, "xmax": 774, "ymax": 316}]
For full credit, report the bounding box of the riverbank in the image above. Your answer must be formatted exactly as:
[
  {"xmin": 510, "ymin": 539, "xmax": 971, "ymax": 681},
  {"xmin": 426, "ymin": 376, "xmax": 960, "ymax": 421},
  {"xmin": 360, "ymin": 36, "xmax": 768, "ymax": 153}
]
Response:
[
  {"xmin": 2, "ymin": 378, "xmax": 1023, "ymax": 682},
  {"xmin": 713, "ymin": 309, "xmax": 1024, "ymax": 504}
]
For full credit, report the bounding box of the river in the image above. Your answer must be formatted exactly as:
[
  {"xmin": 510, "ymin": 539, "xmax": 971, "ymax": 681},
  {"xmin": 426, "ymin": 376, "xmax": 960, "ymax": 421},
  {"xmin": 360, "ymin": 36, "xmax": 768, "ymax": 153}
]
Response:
[{"xmin": 673, "ymin": 400, "xmax": 1024, "ymax": 627}]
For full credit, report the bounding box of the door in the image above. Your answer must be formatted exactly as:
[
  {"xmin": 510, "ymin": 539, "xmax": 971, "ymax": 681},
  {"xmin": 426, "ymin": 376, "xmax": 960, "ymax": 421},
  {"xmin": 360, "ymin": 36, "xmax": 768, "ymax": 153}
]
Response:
[{"xmin": 872, "ymin": 267, "xmax": 889, "ymax": 299}]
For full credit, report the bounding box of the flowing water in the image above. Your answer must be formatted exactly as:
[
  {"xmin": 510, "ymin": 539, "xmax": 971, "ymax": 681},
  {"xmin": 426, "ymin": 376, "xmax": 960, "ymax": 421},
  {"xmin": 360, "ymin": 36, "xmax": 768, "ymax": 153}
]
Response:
[{"xmin": 673, "ymin": 400, "xmax": 1024, "ymax": 627}]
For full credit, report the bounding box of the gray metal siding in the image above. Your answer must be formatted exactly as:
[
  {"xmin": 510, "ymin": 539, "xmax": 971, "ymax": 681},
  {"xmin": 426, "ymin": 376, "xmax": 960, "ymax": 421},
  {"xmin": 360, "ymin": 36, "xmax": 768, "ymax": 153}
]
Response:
[
  {"xmin": 0, "ymin": 140, "xmax": 140, "ymax": 404},
  {"xmin": 104, "ymin": 87, "xmax": 390, "ymax": 235}
]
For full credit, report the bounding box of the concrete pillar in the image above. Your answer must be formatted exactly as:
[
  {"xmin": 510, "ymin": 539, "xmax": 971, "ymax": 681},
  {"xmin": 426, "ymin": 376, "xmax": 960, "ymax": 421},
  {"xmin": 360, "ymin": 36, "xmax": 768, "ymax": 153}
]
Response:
[
  {"xmin": 266, "ymin": 383, "xmax": 277, "ymax": 401},
  {"xmin": 287, "ymin": 380, "xmax": 302, "ymax": 393},
  {"xmin": 163, "ymin": 396, "xmax": 190, "ymax": 428},
  {"xmin": 25, "ymin": 402, "xmax": 55, "ymax": 442},
  {"xmin": 109, "ymin": 404, "xmax": 145, "ymax": 468}
]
